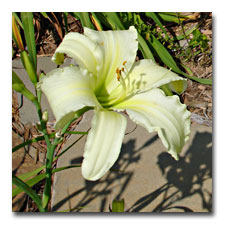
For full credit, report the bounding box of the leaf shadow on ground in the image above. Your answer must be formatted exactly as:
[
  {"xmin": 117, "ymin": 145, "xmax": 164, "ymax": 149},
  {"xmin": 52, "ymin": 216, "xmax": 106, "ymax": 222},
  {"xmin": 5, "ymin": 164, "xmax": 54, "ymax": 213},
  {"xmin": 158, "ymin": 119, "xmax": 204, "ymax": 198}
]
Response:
[
  {"xmin": 52, "ymin": 130, "xmax": 212, "ymax": 212},
  {"xmin": 128, "ymin": 131, "xmax": 212, "ymax": 212}
]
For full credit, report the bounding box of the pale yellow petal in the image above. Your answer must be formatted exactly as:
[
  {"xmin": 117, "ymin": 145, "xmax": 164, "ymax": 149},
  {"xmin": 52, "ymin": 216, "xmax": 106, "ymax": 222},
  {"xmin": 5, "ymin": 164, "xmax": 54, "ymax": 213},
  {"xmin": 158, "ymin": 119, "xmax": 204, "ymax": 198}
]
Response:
[
  {"xmin": 84, "ymin": 26, "xmax": 138, "ymax": 94},
  {"xmin": 82, "ymin": 110, "xmax": 127, "ymax": 181},
  {"xmin": 40, "ymin": 66, "xmax": 101, "ymax": 129},
  {"xmin": 113, "ymin": 88, "xmax": 191, "ymax": 160}
]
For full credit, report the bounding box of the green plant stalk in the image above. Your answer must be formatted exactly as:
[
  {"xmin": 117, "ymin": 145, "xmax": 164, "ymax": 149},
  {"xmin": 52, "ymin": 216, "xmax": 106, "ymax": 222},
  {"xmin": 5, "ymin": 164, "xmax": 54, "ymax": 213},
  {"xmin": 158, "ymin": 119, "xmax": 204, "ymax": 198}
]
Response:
[
  {"xmin": 32, "ymin": 99, "xmax": 53, "ymax": 210},
  {"xmin": 13, "ymin": 164, "xmax": 81, "ymax": 197},
  {"xmin": 12, "ymin": 175, "xmax": 46, "ymax": 212},
  {"xmin": 41, "ymin": 106, "xmax": 92, "ymax": 209},
  {"xmin": 13, "ymin": 134, "xmax": 87, "ymax": 197},
  {"xmin": 12, "ymin": 131, "xmax": 88, "ymax": 153}
]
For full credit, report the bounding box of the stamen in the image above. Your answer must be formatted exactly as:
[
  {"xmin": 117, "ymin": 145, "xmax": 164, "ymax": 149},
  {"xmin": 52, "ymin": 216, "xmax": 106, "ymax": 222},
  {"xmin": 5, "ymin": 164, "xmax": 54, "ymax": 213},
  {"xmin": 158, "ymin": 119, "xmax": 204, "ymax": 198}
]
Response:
[
  {"xmin": 116, "ymin": 68, "xmax": 121, "ymax": 81},
  {"xmin": 123, "ymin": 61, "xmax": 127, "ymax": 66}
]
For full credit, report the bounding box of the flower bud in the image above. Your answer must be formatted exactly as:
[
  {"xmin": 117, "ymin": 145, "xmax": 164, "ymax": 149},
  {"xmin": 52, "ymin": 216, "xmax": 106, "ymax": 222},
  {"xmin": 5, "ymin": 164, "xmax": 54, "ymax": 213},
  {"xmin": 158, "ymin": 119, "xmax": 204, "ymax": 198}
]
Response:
[{"xmin": 42, "ymin": 110, "xmax": 49, "ymax": 122}]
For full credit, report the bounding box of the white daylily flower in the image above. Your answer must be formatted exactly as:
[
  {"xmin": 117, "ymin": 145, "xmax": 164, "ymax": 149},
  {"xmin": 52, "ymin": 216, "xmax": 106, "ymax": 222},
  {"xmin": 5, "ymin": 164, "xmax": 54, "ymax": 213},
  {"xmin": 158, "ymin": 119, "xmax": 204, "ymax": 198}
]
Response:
[{"xmin": 40, "ymin": 26, "xmax": 191, "ymax": 181}]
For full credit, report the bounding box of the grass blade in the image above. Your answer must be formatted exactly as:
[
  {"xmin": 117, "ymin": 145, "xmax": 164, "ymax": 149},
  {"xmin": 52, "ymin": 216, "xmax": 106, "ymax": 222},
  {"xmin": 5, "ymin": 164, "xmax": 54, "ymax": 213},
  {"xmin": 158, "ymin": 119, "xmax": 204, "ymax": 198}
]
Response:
[
  {"xmin": 63, "ymin": 12, "xmax": 69, "ymax": 33},
  {"xmin": 12, "ymin": 14, "xmax": 24, "ymax": 51},
  {"xmin": 90, "ymin": 12, "xmax": 103, "ymax": 31},
  {"xmin": 12, "ymin": 175, "xmax": 45, "ymax": 212},
  {"xmin": 138, "ymin": 33, "xmax": 155, "ymax": 61},
  {"xmin": 71, "ymin": 12, "xmax": 94, "ymax": 29},
  {"xmin": 12, "ymin": 12, "xmax": 23, "ymax": 29},
  {"xmin": 101, "ymin": 12, "xmax": 125, "ymax": 30},
  {"xmin": 12, "ymin": 164, "xmax": 81, "ymax": 197},
  {"xmin": 21, "ymin": 12, "xmax": 37, "ymax": 70},
  {"xmin": 80, "ymin": 12, "xmax": 95, "ymax": 29}
]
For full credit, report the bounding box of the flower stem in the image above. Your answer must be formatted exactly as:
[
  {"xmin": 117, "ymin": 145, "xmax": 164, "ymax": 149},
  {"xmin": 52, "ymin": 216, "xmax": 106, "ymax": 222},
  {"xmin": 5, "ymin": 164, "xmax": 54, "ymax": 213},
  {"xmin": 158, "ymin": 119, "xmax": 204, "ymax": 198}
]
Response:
[{"xmin": 41, "ymin": 106, "xmax": 91, "ymax": 210}]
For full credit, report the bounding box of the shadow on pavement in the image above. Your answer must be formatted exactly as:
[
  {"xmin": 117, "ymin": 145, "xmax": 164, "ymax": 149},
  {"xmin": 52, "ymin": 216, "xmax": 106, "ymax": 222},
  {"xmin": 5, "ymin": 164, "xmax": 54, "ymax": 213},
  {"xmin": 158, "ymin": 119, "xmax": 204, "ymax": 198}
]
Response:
[
  {"xmin": 52, "ymin": 131, "xmax": 212, "ymax": 212},
  {"xmin": 129, "ymin": 131, "xmax": 212, "ymax": 212}
]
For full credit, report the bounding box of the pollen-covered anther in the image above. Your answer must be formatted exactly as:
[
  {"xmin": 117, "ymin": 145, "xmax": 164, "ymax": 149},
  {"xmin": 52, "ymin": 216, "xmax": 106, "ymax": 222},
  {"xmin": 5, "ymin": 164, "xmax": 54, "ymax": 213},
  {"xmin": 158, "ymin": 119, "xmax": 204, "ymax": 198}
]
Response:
[
  {"xmin": 123, "ymin": 61, "xmax": 127, "ymax": 66},
  {"xmin": 116, "ymin": 68, "xmax": 121, "ymax": 81}
]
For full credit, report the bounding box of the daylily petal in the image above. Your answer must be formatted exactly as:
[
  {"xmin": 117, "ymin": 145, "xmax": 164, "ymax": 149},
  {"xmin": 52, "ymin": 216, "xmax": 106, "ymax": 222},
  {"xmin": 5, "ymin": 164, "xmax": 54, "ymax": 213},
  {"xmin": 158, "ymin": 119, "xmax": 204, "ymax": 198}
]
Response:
[
  {"xmin": 126, "ymin": 59, "xmax": 187, "ymax": 94},
  {"xmin": 52, "ymin": 32, "xmax": 103, "ymax": 82},
  {"xmin": 40, "ymin": 66, "xmax": 101, "ymax": 129},
  {"xmin": 113, "ymin": 88, "xmax": 191, "ymax": 160},
  {"xmin": 84, "ymin": 26, "xmax": 138, "ymax": 94},
  {"xmin": 82, "ymin": 110, "xmax": 127, "ymax": 181}
]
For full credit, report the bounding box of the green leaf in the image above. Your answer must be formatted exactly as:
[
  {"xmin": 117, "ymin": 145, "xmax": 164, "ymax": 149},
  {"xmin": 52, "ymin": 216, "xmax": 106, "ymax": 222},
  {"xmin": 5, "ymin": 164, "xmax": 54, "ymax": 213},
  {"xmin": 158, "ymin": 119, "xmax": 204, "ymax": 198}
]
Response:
[
  {"xmin": 21, "ymin": 12, "xmax": 37, "ymax": 71},
  {"xmin": 12, "ymin": 14, "xmax": 24, "ymax": 51},
  {"xmin": 90, "ymin": 12, "xmax": 103, "ymax": 31},
  {"xmin": 160, "ymin": 84, "xmax": 173, "ymax": 96},
  {"xmin": 145, "ymin": 12, "xmax": 169, "ymax": 40},
  {"xmin": 147, "ymin": 34, "xmax": 212, "ymax": 85},
  {"xmin": 20, "ymin": 50, "xmax": 37, "ymax": 85},
  {"xmin": 138, "ymin": 33, "xmax": 155, "ymax": 61},
  {"xmin": 157, "ymin": 12, "xmax": 187, "ymax": 23},
  {"xmin": 148, "ymin": 34, "xmax": 180, "ymax": 72},
  {"xmin": 12, "ymin": 70, "xmax": 37, "ymax": 102},
  {"xmin": 18, "ymin": 165, "xmax": 45, "ymax": 181},
  {"xmin": 63, "ymin": 12, "xmax": 69, "ymax": 34},
  {"xmin": 12, "ymin": 175, "xmax": 45, "ymax": 212},
  {"xmin": 40, "ymin": 12, "xmax": 49, "ymax": 19},
  {"xmin": 101, "ymin": 12, "xmax": 125, "ymax": 30},
  {"xmin": 173, "ymin": 24, "xmax": 198, "ymax": 41},
  {"xmin": 12, "ymin": 130, "xmax": 88, "ymax": 153},
  {"xmin": 12, "ymin": 12, "xmax": 23, "ymax": 29},
  {"xmin": 71, "ymin": 12, "xmax": 94, "ymax": 29},
  {"xmin": 12, "ymin": 165, "xmax": 81, "ymax": 197},
  {"xmin": 111, "ymin": 199, "xmax": 125, "ymax": 212}
]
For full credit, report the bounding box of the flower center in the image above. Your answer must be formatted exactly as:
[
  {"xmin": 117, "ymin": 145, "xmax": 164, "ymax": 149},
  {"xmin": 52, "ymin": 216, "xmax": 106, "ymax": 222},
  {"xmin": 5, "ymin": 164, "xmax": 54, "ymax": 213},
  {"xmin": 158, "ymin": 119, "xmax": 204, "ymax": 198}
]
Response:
[
  {"xmin": 97, "ymin": 61, "xmax": 131, "ymax": 108},
  {"xmin": 115, "ymin": 61, "xmax": 128, "ymax": 92}
]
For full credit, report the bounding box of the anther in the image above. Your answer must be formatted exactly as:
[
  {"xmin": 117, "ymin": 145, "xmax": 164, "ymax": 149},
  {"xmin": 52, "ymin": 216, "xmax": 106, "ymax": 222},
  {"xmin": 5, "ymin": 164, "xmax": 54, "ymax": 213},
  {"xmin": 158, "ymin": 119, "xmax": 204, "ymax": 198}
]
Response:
[
  {"xmin": 117, "ymin": 74, "xmax": 121, "ymax": 81},
  {"xmin": 123, "ymin": 61, "xmax": 127, "ymax": 66},
  {"xmin": 116, "ymin": 68, "xmax": 122, "ymax": 81}
]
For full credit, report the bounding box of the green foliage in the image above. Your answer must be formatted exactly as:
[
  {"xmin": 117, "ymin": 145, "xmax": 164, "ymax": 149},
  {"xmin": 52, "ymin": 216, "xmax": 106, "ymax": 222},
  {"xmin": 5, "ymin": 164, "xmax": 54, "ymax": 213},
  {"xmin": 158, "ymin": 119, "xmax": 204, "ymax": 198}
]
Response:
[{"xmin": 110, "ymin": 199, "xmax": 125, "ymax": 212}]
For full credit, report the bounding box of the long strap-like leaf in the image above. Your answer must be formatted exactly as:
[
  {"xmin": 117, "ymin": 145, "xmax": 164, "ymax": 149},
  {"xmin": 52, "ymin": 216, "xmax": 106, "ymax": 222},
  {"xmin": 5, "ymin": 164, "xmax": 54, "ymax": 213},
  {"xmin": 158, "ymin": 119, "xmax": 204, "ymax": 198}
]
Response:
[
  {"xmin": 147, "ymin": 34, "xmax": 212, "ymax": 85},
  {"xmin": 12, "ymin": 175, "xmax": 46, "ymax": 212},
  {"xmin": 12, "ymin": 165, "xmax": 81, "ymax": 198},
  {"xmin": 21, "ymin": 12, "xmax": 37, "ymax": 71}
]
